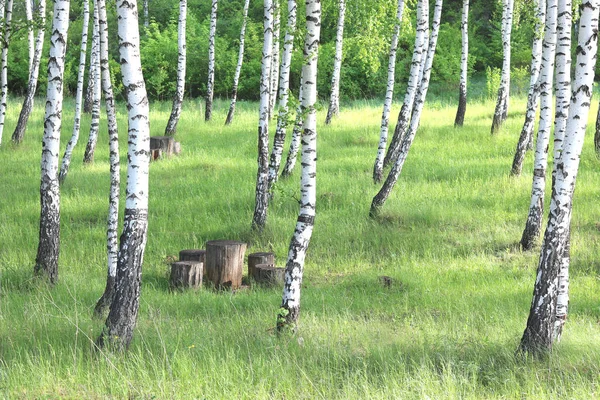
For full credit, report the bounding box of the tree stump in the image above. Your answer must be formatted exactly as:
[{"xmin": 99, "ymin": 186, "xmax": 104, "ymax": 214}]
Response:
[
  {"xmin": 151, "ymin": 148, "xmax": 162, "ymax": 161},
  {"xmin": 170, "ymin": 261, "xmax": 203, "ymax": 290},
  {"xmin": 205, "ymin": 240, "xmax": 247, "ymax": 290},
  {"xmin": 179, "ymin": 249, "xmax": 206, "ymax": 262},
  {"xmin": 248, "ymin": 252, "xmax": 274, "ymax": 279},
  {"xmin": 254, "ymin": 264, "xmax": 285, "ymax": 286},
  {"xmin": 150, "ymin": 136, "xmax": 179, "ymax": 159}
]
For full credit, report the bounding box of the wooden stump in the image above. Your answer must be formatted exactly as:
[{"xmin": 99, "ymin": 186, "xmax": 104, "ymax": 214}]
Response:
[
  {"xmin": 254, "ymin": 264, "xmax": 285, "ymax": 286},
  {"xmin": 150, "ymin": 136, "xmax": 176, "ymax": 158},
  {"xmin": 170, "ymin": 261, "xmax": 203, "ymax": 290},
  {"xmin": 205, "ymin": 240, "xmax": 247, "ymax": 290},
  {"xmin": 248, "ymin": 252, "xmax": 274, "ymax": 279},
  {"xmin": 151, "ymin": 149, "xmax": 162, "ymax": 161},
  {"xmin": 173, "ymin": 141, "xmax": 182, "ymax": 155},
  {"xmin": 179, "ymin": 249, "xmax": 206, "ymax": 263}
]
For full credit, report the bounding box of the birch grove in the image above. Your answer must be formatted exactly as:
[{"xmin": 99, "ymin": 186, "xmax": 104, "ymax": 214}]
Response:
[
  {"xmin": 0, "ymin": 0, "xmax": 13, "ymax": 146},
  {"xmin": 225, "ymin": 0, "xmax": 250, "ymax": 125},
  {"xmin": 324, "ymin": 0, "xmax": 346, "ymax": 125},
  {"xmin": 165, "ymin": 0, "xmax": 187, "ymax": 136},
  {"xmin": 204, "ymin": 0, "xmax": 218, "ymax": 122},
  {"xmin": 453, "ymin": 0, "xmax": 468, "ymax": 127},
  {"xmin": 278, "ymin": 0, "xmax": 321, "ymax": 332},
  {"xmin": 490, "ymin": 0, "xmax": 514, "ymax": 134}
]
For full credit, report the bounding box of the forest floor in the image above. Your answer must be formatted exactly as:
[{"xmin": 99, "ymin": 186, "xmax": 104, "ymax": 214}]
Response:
[{"xmin": 0, "ymin": 95, "xmax": 600, "ymax": 398}]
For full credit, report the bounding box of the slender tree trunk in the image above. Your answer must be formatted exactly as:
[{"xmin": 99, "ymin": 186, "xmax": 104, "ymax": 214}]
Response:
[
  {"xmin": 373, "ymin": 0, "xmax": 405, "ymax": 183},
  {"xmin": 491, "ymin": 0, "xmax": 514, "ymax": 134},
  {"xmin": 59, "ymin": 0, "xmax": 90, "ymax": 182},
  {"xmin": 204, "ymin": 0, "xmax": 217, "ymax": 122},
  {"xmin": 267, "ymin": 0, "xmax": 297, "ymax": 192},
  {"xmin": 371, "ymin": 0, "xmax": 442, "ymax": 217},
  {"xmin": 34, "ymin": 0, "xmax": 69, "ymax": 285},
  {"xmin": 97, "ymin": 0, "xmax": 150, "ymax": 351},
  {"xmin": 94, "ymin": 0, "xmax": 121, "ymax": 317},
  {"xmin": 164, "ymin": 0, "xmax": 187, "ymax": 135},
  {"xmin": 324, "ymin": 0, "xmax": 345, "ymax": 125},
  {"xmin": 25, "ymin": 0, "xmax": 34, "ymax": 77},
  {"xmin": 281, "ymin": 84, "xmax": 303, "ymax": 178},
  {"xmin": 277, "ymin": 0, "xmax": 321, "ymax": 332},
  {"xmin": 595, "ymin": 105, "xmax": 600, "ymax": 156},
  {"xmin": 0, "ymin": 0, "xmax": 13, "ymax": 146},
  {"xmin": 453, "ymin": 0, "xmax": 469, "ymax": 127},
  {"xmin": 268, "ymin": 0, "xmax": 281, "ymax": 119},
  {"xmin": 520, "ymin": 0, "xmax": 557, "ymax": 251},
  {"xmin": 11, "ymin": 0, "xmax": 45, "ymax": 144},
  {"xmin": 511, "ymin": 0, "xmax": 546, "ymax": 176},
  {"xmin": 83, "ymin": 3, "xmax": 101, "ymax": 164},
  {"xmin": 144, "ymin": 0, "xmax": 149, "ymax": 28},
  {"xmin": 519, "ymin": 0, "xmax": 598, "ymax": 355},
  {"xmin": 83, "ymin": 19, "xmax": 99, "ymax": 114},
  {"xmin": 224, "ymin": 0, "xmax": 250, "ymax": 125},
  {"xmin": 252, "ymin": 0, "xmax": 274, "ymax": 231}
]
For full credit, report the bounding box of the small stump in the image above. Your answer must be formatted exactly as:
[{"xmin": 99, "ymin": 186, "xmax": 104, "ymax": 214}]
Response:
[
  {"xmin": 170, "ymin": 261, "xmax": 203, "ymax": 290},
  {"xmin": 254, "ymin": 264, "xmax": 285, "ymax": 286},
  {"xmin": 150, "ymin": 136, "xmax": 180, "ymax": 159},
  {"xmin": 205, "ymin": 240, "xmax": 247, "ymax": 290},
  {"xmin": 248, "ymin": 252, "xmax": 275, "ymax": 279}
]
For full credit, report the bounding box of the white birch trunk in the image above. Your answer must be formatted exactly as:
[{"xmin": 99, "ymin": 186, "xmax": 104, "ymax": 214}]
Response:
[
  {"xmin": 0, "ymin": 0, "xmax": 13, "ymax": 146},
  {"xmin": 324, "ymin": 0, "xmax": 345, "ymax": 125},
  {"xmin": 268, "ymin": 0, "xmax": 297, "ymax": 191},
  {"xmin": 453, "ymin": 0, "xmax": 468, "ymax": 127},
  {"xmin": 373, "ymin": 0, "xmax": 405, "ymax": 183},
  {"xmin": 204, "ymin": 0, "xmax": 217, "ymax": 122},
  {"xmin": 281, "ymin": 84, "xmax": 303, "ymax": 178},
  {"xmin": 519, "ymin": 0, "xmax": 599, "ymax": 355},
  {"xmin": 11, "ymin": 0, "xmax": 45, "ymax": 144},
  {"xmin": 520, "ymin": 0, "xmax": 558, "ymax": 251},
  {"xmin": 491, "ymin": 0, "xmax": 514, "ymax": 133},
  {"xmin": 225, "ymin": 0, "xmax": 250, "ymax": 125},
  {"xmin": 165, "ymin": 0, "xmax": 187, "ymax": 135},
  {"xmin": 268, "ymin": 0, "xmax": 281, "ymax": 119},
  {"xmin": 59, "ymin": 0, "xmax": 90, "ymax": 182},
  {"xmin": 511, "ymin": 0, "xmax": 546, "ymax": 175},
  {"xmin": 251, "ymin": 0, "xmax": 274, "ymax": 231},
  {"xmin": 83, "ymin": 3, "xmax": 101, "ymax": 164},
  {"xmin": 34, "ymin": 0, "xmax": 69, "ymax": 284},
  {"xmin": 278, "ymin": 0, "xmax": 321, "ymax": 332},
  {"xmin": 25, "ymin": 0, "xmax": 34, "ymax": 77},
  {"xmin": 144, "ymin": 0, "xmax": 149, "ymax": 28}
]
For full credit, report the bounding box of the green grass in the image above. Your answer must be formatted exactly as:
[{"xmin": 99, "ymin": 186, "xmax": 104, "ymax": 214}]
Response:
[{"xmin": 1, "ymin": 94, "xmax": 600, "ymax": 398}]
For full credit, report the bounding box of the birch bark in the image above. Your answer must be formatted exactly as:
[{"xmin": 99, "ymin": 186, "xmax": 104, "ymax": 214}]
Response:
[
  {"xmin": 204, "ymin": 0, "xmax": 217, "ymax": 122},
  {"xmin": 268, "ymin": 0, "xmax": 281, "ymax": 119},
  {"xmin": 84, "ymin": 18, "xmax": 99, "ymax": 114},
  {"xmin": 144, "ymin": 0, "xmax": 149, "ymax": 28},
  {"xmin": 25, "ymin": 0, "xmax": 34, "ymax": 76},
  {"xmin": 0, "ymin": 0, "xmax": 13, "ymax": 146},
  {"xmin": 83, "ymin": 2, "xmax": 101, "ymax": 164},
  {"xmin": 225, "ymin": 0, "xmax": 250, "ymax": 125},
  {"xmin": 281, "ymin": 84, "xmax": 303, "ymax": 178},
  {"xmin": 165, "ymin": 0, "xmax": 187, "ymax": 135},
  {"xmin": 324, "ymin": 0, "xmax": 345, "ymax": 125},
  {"xmin": 453, "ymin": 0, "xmax": 468, "ymax": 127},
  {"xmin": 490, "ymin": 0, "xmax": 514, "ymax": 134}
]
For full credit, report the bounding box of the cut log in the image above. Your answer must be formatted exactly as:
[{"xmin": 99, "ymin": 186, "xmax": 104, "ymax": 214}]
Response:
[
  {"xmin": 179, "ymin": 249, "xmax": 206, "ymax": 263},
  {"xmin": 254, "ymin": 263, "xmax": 285, "ymax": 286},
  {"xmin": 248, "ymin": 252, "xmax": 274, "ymax": 279},
  {"xmin": 150, "ymin": 135, "xmax": 175, "ymax": 158},
  {"xmin": 170, "ymin": 261, "xmax": 203, "ymax": 290},
  {"xmin": 205, "ymin": 240, "xmax": 247, "ymax": 290}
]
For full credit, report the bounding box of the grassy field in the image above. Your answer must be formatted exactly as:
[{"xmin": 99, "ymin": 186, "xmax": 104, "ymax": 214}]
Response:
[{"xmin": 0, "ymin": 94, "xmax": 600, "ymax": 398}]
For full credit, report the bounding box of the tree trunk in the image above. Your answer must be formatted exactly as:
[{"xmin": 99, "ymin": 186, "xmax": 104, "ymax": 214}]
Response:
[
  {"xmin": 268, "ymin": 0, "xmax": 281, "ymax": 119},
  {"xmin": 248, "ymin": 251, "xmax": 275, "ymax": 278},
  {"xmin": 144, "ymin": 0, "xmax": 149, "ymax": 28},
  {"xmin": 83, "ymin": 3, "xmax": 101, "ymax": 164},
  {"xmin": 511, "ymin": 0, "xmax": 546, "ymax": 175},
  {"xmin": 277, "ymin": 0, "xmax": 321, "ymax": 332},
  {"xmin": 83, "ymin": 19, "xmax": 99, "ymax": 115},
  {"xmin": 225, "ymin": 0, "xmax": 250, "ymax": 125},
  {"xmin": 0, "ymin": 0, "xmax": 14, "ymax": 146},
  {"xmin": 11, "ymin": 0, "xmax": 45, "ymax": 144},
  {"xmin": 170, "ymin": 261, "xmax": 203, "ymax": 290},
  {"xmin": 97, "ymin": 0, "xmax": 150, "ymax": 351},
  {"xmin": 204, "ymin": 0, "xmax": 217, "ymax": 122},
  {"xmin": 519, "ymin": 0, "xmax": 598, "ymax": 355},
  {"xmin": 267, "ymin": 0, "xmax": 297, "ymax": 192},
  {"xmin": 325, "ymin": 0, "xmax": 345, "ymax": 125},
  {"xmin": 254, "ymin": 264, "xmax": 285, "ymax": 286},
  {"xmin": 205, "ymin": 240, "xmax": 247, "ymax": 290},
  {"xmin": 25, "ymin": 0, "xmax": 34, "ymax": 77},
  {"xmin": 34, "ymin": 0, "xmax": 69, "ymax": 285},
  {"xmin": 280, "ymin": 84, "xmax": 303, "ymax": 178},
  {"xmin": 490, "ymin": 0, "xmax": 514, "ymax": 134},
  {"xmin": 595, "ymin": 104, "xmax": 600, "ymax": 156},
  {"xmin": 371, "ymin": 0, "xmax": 442, "ymax": 217},
  {"xmin": 453, "ymin": 0, "xmax": 469, "ymax": 127},
  {"xmin": 164, "ymin": 0, "xmax": 187, "ymax": 135},
  {"xmin": 520, "ymin": 0, "xmax": 557, "ymax": 251},
  {"xmin": 252, "ymin": 0, "xmax": 274, "ymax": 231},
  {"xmin": 373, "ymin": 0, "xmax": 405, "ymax": 183}
]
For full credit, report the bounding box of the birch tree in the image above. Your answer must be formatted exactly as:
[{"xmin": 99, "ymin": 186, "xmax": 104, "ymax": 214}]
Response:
[
  {"xmin": 519, "ymin": 0, "xmax": 598, "ymax": 355},
  {"xmin": 324, "ymin": 0, "xmax": 345, "ymax": 125},
  {"xmin": 490, "ymin": 0, "xmax": 514, "ymax": 134},
  {"xmin": 164, "ymin": 0, "xmax": 187, "ymax": 135},
  {"xmin": 453, "ymin": 0, "xmax": 468, "ymax": 127},
  {"xmin": 373, "ymin": 0, "xmax": 405, "ymax": 183},
  {"xmin": 83, "ymin": 20, "xmax": 99, "ymax": 114},
  {"xmin": 268, "ymin": 0, "xmax": 297, "ymax": 191},
  {"xmin": 0, "ymin": 0, "xmax": 13, "ymax": 146},
  {"xmin": 34, "ymin": 0, "xmax": 69, "ymax": 284},
  {"xmin": 511, "ymin": 0, "xmax": 546, "ymax": 176},
  {"xmin": 204, "ymin": 0, "xmax": 217, "ymax": 122},
  {"xmin": 11, "ymin": 0, "xmax": 45, "ymax": 144},
  {"xmin": 520, "ymin": 0, "xmax": 557, "ymax": 251},
  {"xmin": 277, "ymin": 0, "xmax": 321, "ymax": 332},
  {"xmin": 225, "ymin": 0, "xmax": 250, "ymax": 125},
  {"xmin": 281, "ymin": 84, "xmax": 303, "ymax": 178},
  {"xmin": 144, "ymin": 0, "xmax": 149, "ymax": 28},
  {"xmin": 83, "ymin": 3, "xmax": 101, "ymax": 164},
  {"xmin": 98, "ymin": 0, "xmax": 150, "ymax": 351},
  {"xmin": 268, "ymin": 0, "xmax": 281, "ymax": 119},
  {"xmin": 25, "ymin": 0, "xmax": 34, "ymax": 76}
]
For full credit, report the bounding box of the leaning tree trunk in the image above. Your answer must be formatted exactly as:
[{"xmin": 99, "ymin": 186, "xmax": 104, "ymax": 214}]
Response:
[
  {"xmin": 277, "ymin": 0, "xmax": 321, "ymax": 332},
  {"xmin": 324, "ymin": 0, "xmax": 346, "ymax": 125},
  {"xmin": 25, "ymin": 0, "xmax": 34, "ymax": 77},
  {"xmin": 225, "ymin": 0, "xmax": 250, "ymax": 125},
  {"xmin": 0, "ymin": 0, "xmax": 13, "ymax": 146},
  {"xmin": 251, "ymin": 0, "xmax": 274, "ymax": 231},
  {"xmin": 164, "ymin": 0, "xmax": 187, "ymax": 135},
  {"xmin": 519, "ymin": 0, "xmax": 598, "ymax": 355},
  {"xmin": 268, "ymin": 0, "xmax": 281, "ymax": 119},
  {"xmin": 11, "ymin": 0, "xmax": 45, "ymax": 144},
  {"xmin": 34, "ymin": 0, "xmax": 69, "ymax": 285},
  {"xmin": 267, "ymin": 0, "xmax": 297, "ymax": 192},
  {"xmin": 97, "ymin": 0, "xmax": 150, "ymax": 351},
  {"xmin": 204, "ymin": 0, "xmax": 217, "ymax": 122},
  {"xmin": 83, "ymin": 3, "xmax": 101, "ymax": 164},
  {"xmin": 511, "ymin": 0, "xmax": 546, "ymax": 176},
  {"xmin": 373, "ymin": 0, "xmax": 405, "ymax": 183},
  {"xmin": 59, "ymin": 0, "xmax": 90, "ymax": 183},
  {"xmin": 453, "ymin": 0, "xmax": 469, "ymax": 127},
  {"xmin": 490, "ymin": 0, "xmax": 514, "ymax": 134},
  {"xmin": 94, "ymin": 0, "xmax": 121, "ymax": 318},
  {"xmin": 520, "ymin": 0, "xmax": 557, "ymax": 251},
  {"xmin": 371, "ymin": 0, "xmax": 441, "ymax": 217},
  {"xmin": 281, "ymin": 84, "xmax": 303, "ymax": 178}
]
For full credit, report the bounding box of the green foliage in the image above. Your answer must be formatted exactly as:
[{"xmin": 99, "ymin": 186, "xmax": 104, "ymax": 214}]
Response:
[{"xmin": 485, "ymin": 66, "xmax": 501, "ymax": 99}]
